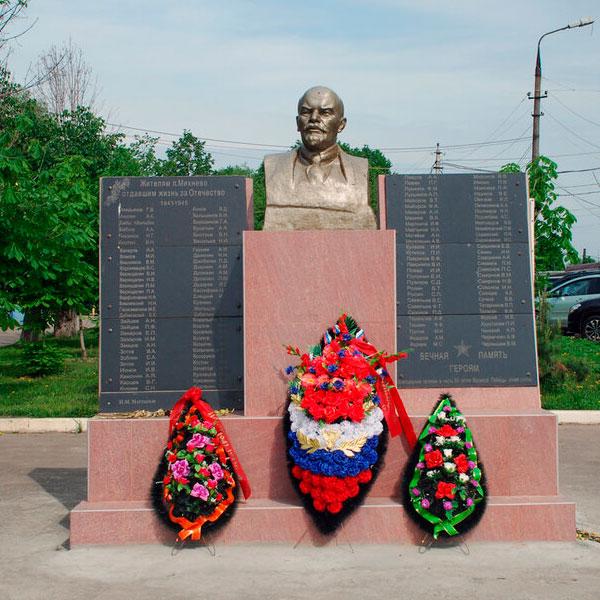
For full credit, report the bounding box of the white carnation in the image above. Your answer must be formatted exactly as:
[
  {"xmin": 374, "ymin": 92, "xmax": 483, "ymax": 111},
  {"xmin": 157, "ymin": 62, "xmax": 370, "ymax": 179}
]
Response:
[
  {"xmin": 450, "ymin": 436, "xmax": 460, "ymax": 443},
  {"xmin": 437, "ymin": 412, "xmax": 447, "ymax": 421},
  {"xmin": 435, "ymin": 436, "xmax": 445, "ymax": 446},
  {"xmin": 288, "ymin": 403, "xmax": 384, "ymax": 449},
  {"xmin": 443, "ymin": 449, "xmax": 453, "ymax": 458},
  {"xmin": 444, "ymin": 462, "xmax": 456, "ymax": 472},
  {"xmin": 459, "ymin": 473, "xmax": 469, "ymax": 483}
]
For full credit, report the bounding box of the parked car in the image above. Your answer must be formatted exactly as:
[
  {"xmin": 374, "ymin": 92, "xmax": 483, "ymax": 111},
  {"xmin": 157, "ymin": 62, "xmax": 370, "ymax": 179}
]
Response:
[
  {"xmin": 567, "ymin": 298, "xmax": 600, "ymax": 342},
  {"xmin": 545, "ymin": 273, "xmax": 600, "ymax": 328}
]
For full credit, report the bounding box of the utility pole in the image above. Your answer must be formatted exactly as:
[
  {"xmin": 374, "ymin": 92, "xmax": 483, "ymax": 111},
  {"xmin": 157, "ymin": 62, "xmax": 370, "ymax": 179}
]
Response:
[
  {"xmin": 432, "ymin": 143, "xmax": 443, "ymax": 175},
  {"xmin": 528, "ymin": 18, "xmax": 594, "ymax": 163}
]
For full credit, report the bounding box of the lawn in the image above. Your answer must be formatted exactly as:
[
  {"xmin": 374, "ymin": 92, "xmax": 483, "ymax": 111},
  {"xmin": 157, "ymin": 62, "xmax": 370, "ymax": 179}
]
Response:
[
  {"xmin": 0, "ymin": 330, "xmax": 99, "ymax": 417},
  {"xmin": 541, "ymin": 335, "xmax": 600, "ymax": 411}
]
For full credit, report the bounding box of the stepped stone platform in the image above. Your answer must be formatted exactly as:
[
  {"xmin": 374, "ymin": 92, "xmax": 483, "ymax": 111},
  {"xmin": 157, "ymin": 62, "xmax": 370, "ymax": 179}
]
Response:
[
  {"xmin": 70, "ymin": 413, "xmax": 575, "ymax": 545},
  {"xmin": 71, "ymin": 230, "xmax": 575, "ymax": 545}
]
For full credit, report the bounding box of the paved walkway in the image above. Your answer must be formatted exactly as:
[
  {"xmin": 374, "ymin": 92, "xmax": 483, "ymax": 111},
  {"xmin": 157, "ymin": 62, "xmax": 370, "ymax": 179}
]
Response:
[{"xmin": 0, "ymin": 425, "xmax": 598, "ymax": 599}]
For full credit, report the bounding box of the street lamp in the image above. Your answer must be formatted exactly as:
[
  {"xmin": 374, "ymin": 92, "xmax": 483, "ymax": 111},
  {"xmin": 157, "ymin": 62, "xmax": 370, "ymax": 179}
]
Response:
[{"xmin": 529, "ymin": 17, "xmax": 594, "ymax": 162}]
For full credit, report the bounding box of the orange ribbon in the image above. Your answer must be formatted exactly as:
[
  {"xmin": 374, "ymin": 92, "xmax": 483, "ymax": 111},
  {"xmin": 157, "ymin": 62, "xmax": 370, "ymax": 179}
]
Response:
[{"xmin": 166, "ymin": 455, "xmax": 237, "ymax": 541}]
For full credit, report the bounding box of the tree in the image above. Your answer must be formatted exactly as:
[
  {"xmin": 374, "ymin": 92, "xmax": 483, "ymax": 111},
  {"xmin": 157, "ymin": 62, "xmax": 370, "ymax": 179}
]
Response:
[
  {"xmin": 32, "ymin": 38, "xmax": 99, "ymax": 117},
  {"xmin": 0, "ymin": 91, "xmax": 97, "ymax": 342},
  {"xmin": 501, "ymin": 156, "xmax": 578, "ymax": 271},
  {"xmin": 159, "ymin": 130, "xmax": 214, "ymax": 176},
  {"xmin": 0, "ymin": 1, "xmax": 29, "ymax": 58}
]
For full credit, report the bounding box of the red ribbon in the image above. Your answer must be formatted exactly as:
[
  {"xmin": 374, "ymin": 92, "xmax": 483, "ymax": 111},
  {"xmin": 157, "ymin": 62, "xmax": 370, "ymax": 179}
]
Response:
[
  {"xmin": 169, "ymin": 387, "xmax": 252, "ymax": 500},
  {"xmin": 349, "ymin": 338, "xmax": 417, "ymax": 449}
]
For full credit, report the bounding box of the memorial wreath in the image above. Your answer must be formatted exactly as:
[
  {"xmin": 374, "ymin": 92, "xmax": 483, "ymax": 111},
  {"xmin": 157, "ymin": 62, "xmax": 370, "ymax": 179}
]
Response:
[
  {"xmin": 285, "ymin": 314, "xmax": 416, "ymax": 533},
  {"xmin": 152, "ymin": 387, "xmax": 251, "ymax": 542},
  {"xmin": 403, "ymin": 393, "xmax": 486, "ymax": 539}
]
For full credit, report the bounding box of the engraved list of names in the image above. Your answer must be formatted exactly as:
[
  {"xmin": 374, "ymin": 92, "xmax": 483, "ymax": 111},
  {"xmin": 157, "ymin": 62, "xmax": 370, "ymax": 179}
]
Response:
[
  {"xmin": 100, "ymin": 176, "xmax": 248, "ymax": 411},
  {"xmin": 385, "ymin": 173, "xmax": 538, "ymax": 387}
]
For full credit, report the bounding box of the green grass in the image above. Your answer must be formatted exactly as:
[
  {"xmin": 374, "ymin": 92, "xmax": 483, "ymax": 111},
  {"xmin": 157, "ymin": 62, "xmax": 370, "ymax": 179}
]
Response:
[
  {"xmin": 0, "ymin": 330, "xmax": 99, "ymax": 417},
  {"xmin": 541, "ymin": 335, "xmax": 600, "ymax": 411}
]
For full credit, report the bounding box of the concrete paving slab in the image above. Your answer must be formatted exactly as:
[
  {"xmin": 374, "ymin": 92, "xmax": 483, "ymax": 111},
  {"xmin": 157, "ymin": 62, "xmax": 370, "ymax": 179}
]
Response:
[{"xmin": 0, "ymin": 428, "xmax": 598, "ymax": 600}]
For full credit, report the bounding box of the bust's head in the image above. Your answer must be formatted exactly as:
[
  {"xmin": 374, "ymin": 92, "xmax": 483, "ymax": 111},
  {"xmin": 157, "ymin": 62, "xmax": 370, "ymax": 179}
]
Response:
[{"xmin": 296, "ymin": 86, "xmax": 346, "ymax": 153}]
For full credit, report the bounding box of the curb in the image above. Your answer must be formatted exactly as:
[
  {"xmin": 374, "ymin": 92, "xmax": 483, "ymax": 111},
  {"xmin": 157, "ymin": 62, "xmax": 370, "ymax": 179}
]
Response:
[
  {"xmin": 0, "ymin": 418, "xmax": 88, "ymax": 433},
  {"xmin": 551, "ymin": 411, "xmax": 600, "ymax": 425},
  {"xmin": 0, "ymin": 411, "xmax": 599, "ymax": 433}
]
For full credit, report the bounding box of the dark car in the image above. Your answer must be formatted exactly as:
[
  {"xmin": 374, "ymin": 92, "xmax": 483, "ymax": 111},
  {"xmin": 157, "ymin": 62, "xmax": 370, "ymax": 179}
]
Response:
[{"xmin": 567, "ymin": 298, "xmax": 600, "ymax": 342}]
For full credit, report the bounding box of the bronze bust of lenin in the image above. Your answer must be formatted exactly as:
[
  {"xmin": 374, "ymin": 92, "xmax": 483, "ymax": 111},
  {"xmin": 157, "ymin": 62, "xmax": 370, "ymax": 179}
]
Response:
[{"xmin": 263, "ymin": 86, "xmax": 377, "ymax": 230}]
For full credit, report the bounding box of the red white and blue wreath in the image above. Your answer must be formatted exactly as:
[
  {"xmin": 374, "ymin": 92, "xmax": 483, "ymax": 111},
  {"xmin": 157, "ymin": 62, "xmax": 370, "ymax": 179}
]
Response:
[{"xmin": 284, "ymin": 314, "xmax": 416, "ymax": 534}]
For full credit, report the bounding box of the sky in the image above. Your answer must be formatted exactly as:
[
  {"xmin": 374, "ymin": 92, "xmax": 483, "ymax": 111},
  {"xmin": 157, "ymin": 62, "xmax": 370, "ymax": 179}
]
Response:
[{"xmin": 6, "ymin": 0, "xmax": 600, "ymax": 259}]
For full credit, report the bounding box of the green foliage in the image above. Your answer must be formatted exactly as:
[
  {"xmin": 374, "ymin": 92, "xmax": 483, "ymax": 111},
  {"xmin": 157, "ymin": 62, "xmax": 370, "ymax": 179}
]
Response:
[
  {"xmin": 0, "ymin": 88, "xmax": 97, "ymax": 337},
  {"xmin": 213, "ymin": 164, "xmax": 254, "ymax": 177},
  {"xmin": 529, "ymin": 156, "xmax": 578, "ymax": 270},
  {"xmin": 253, "ymin": 162, "xmax": 266, "ymax": 230},
  {"xmin": 18, "ymin": 341, "xmax": 66, "ymax": 377},
  {"xmin": 501, "ymin": 156, "xmax": 578, "ymax": 271},
  {"xmin": 339, "ymin": 142, "xmax": 392, "ymax": 216},
  {"xmin": 158, "ymin": 130, "xmax": 214, "ymax": 176}
]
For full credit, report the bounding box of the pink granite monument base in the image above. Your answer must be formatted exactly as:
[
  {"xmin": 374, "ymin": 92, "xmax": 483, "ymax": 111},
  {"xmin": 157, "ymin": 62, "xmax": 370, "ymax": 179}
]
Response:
[
  {"xmin": 70, "ymin": 413, "xmax": 575, "ymax": 545},
  {"xmin": 71, "ymin": 229, "xmax": 575, "ymax": 545}
]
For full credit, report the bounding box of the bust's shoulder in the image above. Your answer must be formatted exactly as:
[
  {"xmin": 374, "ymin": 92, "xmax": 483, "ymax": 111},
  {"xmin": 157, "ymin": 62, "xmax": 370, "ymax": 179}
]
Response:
[
  {"xmin": 264, "ymin": 150, "xmax": 296, "ymax": 170},
  {"xmin": 339, "ymin": 148, "xmax": 368, "ymax": 170}
]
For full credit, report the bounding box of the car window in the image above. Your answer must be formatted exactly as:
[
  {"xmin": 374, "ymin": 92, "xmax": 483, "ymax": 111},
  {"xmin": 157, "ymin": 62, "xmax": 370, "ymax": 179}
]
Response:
[
  {"xmin": 558, "ymin": 279, "xmax": 591, "ymax": 296},
  {"xmin": 589, "ymin": 277, "xmax": 600, "ymax": 294}
]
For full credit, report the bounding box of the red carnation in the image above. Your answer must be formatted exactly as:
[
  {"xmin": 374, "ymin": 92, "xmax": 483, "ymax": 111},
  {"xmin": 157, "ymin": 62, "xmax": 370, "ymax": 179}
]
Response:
[
  {"xmin": 454, "ymin": 453, "xmax": 469, "ymax": 473},
  {"xmin": 436, "ymin": 424, "xmax": 458, "ymax": 437},
  {"xmin": 357, "ymin": 470, "xmax": 372, "ymax": 484},
  {"xmin": 313, "ymin": 498, "xmax": 326, "ymax": 512},
  {"xmin": 424, "ymin": 449, "xmax": 443, "ymax": 468},
  {"xmin": 328, "ymin": 501, "xmax": 343, "ymax": 514},
  {"xmin": 435, "ymin": 481, "xmax": 456, "ymax": 499}
]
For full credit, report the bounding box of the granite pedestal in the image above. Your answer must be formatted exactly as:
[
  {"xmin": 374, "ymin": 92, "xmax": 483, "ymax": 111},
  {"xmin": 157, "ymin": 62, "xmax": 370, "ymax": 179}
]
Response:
[{"xmin": 71, "ymin": 231, "xmax": 575, "ymax": 545}]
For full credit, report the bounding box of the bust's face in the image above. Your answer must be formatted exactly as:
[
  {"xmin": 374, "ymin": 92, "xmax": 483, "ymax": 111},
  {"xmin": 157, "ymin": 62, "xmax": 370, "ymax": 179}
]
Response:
[{"xmin": 296, "ymin": 88, "xmax": 346, "ymax": 153}]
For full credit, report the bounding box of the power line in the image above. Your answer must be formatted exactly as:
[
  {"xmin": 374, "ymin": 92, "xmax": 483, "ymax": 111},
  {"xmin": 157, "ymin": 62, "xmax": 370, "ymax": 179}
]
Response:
[
  {"xmin": 111, "ymin": 120, "xmax": 530, "ymax": 154},
  {"xmin": 549, "ymin": 93, "xmax": 600, "ymax": 128},
  {"xmin": 110, "ymin": 122, "xmax": 289, "ymax": 148},
  {"xmin": 558, "ymin": 189, "xmax": 600, "ymax": 197},
  {"xmin": 558, "ymin": 166, "xmax": 600, "ymax": 173},
  {"xmin": 544, "ymin": 110, "xmax": 600, "ymax": 152}
]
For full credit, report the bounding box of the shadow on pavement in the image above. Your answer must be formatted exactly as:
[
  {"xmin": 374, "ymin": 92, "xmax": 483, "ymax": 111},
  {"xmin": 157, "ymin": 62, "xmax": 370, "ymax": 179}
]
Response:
[{"xmin": 29, "ymin": 468, "xmax": 87, "ymax": 512}]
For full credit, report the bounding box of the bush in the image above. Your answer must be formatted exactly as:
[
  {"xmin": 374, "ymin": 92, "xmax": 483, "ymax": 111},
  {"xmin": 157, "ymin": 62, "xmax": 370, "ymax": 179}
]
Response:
[{"xmin": 18, "ymin": 342, "xmax": 66, "ymax": 377}]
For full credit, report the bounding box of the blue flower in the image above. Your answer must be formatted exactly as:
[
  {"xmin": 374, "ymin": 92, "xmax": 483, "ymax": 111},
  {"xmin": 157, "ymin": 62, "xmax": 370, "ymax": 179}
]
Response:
[
  {"xmin": 333, "ymin": 379, "xmax": 344, "ymax": 391},
  {"xmin": 337, "ymin": 350, "xmax": 347, "ymax": 358},
  {"xmin": 380, "ymin": 369, "xmax": 388, "ymax": 377},
  {"xmin": 290, "ymin": 384, "xmax": 300, "ymax": 395},
  {"xmin": 285, "ymin": 366, "xmax": 295, "ymax": 375},
  {"xmin": 372, "ymin": 394, "xmax": 380, "ymax": 405},
  {"xmin": 320, "ymin": 382, "xmax": 329, "ymax": 390},
  {"xmin": 309, "ymin": 367, "xmax": 316, "ymax": 374},
  {"xmin": 343, "ymin": 333, "xmax": 352, "ymax": 342},
  {"xmin": 288, "ymin": 434, "xmax": 381, "ymax": 477},
  {"xmin": 366, "ymin": 375, "xmax": 376, "ymax": 384},
  {"xmin": 327, "ymin": 364, "xmax": 338, "ymax": 373}
]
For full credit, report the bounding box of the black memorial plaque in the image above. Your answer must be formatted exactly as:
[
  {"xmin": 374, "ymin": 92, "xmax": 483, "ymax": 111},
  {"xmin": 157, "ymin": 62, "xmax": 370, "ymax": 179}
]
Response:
[
  {"xmin": 385, "ymin": 173, "xmax": 538, "ymax": 387},
  {"xmin": 100, "ymin": 176, "xmax": 248, "ymax": 411}
]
